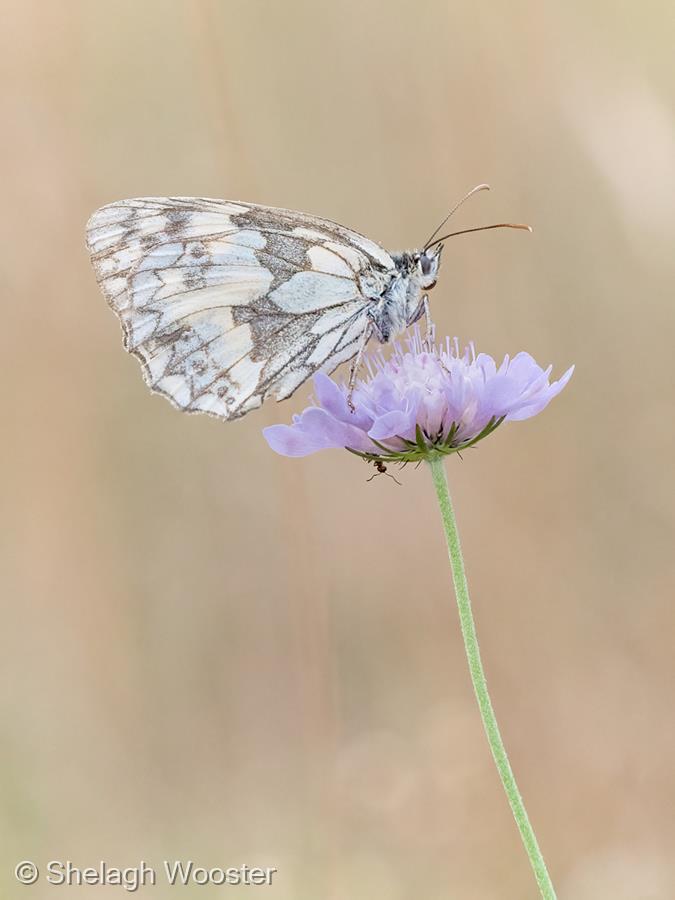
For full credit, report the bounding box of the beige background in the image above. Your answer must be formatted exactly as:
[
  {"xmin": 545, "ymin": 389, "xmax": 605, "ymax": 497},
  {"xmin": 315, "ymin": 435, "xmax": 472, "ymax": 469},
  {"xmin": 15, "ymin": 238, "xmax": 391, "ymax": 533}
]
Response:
[{"xmin": 2, "ymin": 1, "xmax": 675, "ymax": 898}]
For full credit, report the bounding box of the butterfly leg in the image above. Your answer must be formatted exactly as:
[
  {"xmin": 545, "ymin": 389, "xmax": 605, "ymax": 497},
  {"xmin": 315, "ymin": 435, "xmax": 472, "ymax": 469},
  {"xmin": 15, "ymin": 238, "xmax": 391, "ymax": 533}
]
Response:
[
  {"xmin": 408, "ymin": 295, "xmax": 435, "ymax": 348},
  {"xmin": 421, "ymin": 295, "xmax": 435, "ymax": 348},
  {"xmin": 347, "ymin": 320, "xmax": 374, "ymax": 411}
]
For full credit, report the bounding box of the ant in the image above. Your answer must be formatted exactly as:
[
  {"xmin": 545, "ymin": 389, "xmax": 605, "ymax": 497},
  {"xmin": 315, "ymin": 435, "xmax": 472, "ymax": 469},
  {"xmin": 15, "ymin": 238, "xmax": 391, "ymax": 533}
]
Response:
[{"xmin": 366, "ymin": 459, "xmax": 401, "ymax": 485}]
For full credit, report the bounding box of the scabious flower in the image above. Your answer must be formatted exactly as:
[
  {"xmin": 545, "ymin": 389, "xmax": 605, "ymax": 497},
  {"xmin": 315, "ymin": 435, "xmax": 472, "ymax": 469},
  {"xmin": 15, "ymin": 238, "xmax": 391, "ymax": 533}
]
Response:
[
  {"xmin": 264, "ymin": 326, "xmax": 572, "ymax": 896},
  {"xmin": 263, "ymin": 329, "xmax": 573, "ymax": 462}
]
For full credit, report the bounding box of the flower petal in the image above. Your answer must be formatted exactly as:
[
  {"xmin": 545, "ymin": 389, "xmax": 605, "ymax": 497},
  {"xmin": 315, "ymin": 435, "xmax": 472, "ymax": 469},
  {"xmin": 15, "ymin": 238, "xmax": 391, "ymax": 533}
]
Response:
[
  {"xmin": 264, "ymin": 407, "xmax": 374, "ymax": 457},
  {"xmin": 368, "ymin": 407, "xmax": 417, "ymax": 441},
  {"xmin": 506, "ymin": 365, "xmax": 575, "ymax": 420},
  {"xmin": 312, "ymin": 372, "xmax": 372, "ymax": 429}
]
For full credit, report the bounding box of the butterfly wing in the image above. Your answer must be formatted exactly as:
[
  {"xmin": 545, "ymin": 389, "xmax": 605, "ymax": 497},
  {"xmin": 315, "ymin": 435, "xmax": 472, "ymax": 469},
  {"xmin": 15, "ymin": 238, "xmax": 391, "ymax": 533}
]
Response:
[{"xmin": 86, "ymin": 197, "xmax": 395, "ymax": 420}]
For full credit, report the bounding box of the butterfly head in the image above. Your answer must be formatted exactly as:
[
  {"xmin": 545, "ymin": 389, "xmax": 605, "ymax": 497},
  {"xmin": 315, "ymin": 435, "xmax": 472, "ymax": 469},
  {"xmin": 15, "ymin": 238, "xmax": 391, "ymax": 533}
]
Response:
[{"xmin": 415, "ymin": 244, "xmax": 443, "ymax": 290}]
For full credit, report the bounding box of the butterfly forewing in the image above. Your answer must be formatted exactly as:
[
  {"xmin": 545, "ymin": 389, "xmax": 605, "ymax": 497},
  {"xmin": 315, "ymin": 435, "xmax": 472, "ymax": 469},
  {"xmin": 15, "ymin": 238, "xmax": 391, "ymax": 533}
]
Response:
[{"xmin": 86, "ymin": 198, "xmax": 394, "ymax": 419}]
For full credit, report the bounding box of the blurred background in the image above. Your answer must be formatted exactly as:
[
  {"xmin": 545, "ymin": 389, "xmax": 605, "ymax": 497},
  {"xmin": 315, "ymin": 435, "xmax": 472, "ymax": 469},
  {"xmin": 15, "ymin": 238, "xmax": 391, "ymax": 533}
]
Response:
[{"xmin": 2, "ymin": 1, "xmax": 674, "ymax": 897}]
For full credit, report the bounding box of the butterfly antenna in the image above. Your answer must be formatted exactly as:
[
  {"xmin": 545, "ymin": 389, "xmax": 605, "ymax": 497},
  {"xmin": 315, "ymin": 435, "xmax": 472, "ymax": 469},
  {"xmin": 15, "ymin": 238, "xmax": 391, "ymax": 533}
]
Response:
[
  {"xmin": 426, "ymin": 222, "xmax": 532, "ymax": 249},
  {"xmin": 423, "ymin": 183, "xmax": 491, "ymax": 250}
]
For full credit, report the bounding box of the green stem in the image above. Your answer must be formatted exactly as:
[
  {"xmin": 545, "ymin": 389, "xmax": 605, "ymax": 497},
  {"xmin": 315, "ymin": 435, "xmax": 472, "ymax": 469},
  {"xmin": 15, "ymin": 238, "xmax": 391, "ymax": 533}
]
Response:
[{"xmin": 428, "ymin": 454, "xmax": 557, "ymax": 900}]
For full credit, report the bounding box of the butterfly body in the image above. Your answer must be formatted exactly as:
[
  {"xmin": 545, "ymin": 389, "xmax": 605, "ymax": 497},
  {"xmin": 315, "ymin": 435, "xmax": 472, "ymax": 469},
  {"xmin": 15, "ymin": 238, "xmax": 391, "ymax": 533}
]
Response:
[
  {"xmin": 86, "ymin": 197, "xmax": 442, "ymax": 421},
  {"xmin": 372, "ymin": 249, "xmax": 441, "ymax": 342}
]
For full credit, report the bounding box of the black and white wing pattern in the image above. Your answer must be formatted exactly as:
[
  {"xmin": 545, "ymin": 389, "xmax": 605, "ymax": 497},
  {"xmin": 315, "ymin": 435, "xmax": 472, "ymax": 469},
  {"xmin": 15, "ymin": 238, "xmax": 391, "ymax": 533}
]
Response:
[{"xmin": 86, "ymin": 197, "xmax": 395, "ymax": 420}]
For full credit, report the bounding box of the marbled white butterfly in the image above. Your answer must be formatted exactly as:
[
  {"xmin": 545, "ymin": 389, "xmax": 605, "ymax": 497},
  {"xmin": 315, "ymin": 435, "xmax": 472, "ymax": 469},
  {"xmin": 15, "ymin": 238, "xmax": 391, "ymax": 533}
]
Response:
[{"xmin": 86, "ymin": 185, "xmax": 527, "ymax": 420}]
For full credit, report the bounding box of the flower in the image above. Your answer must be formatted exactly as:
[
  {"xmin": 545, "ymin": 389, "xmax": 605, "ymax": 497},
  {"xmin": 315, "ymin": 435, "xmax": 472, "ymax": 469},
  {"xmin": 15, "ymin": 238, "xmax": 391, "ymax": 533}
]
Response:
[{"xmin": 263, "ymin": 329, "xmax": 573, "ymax": 461}]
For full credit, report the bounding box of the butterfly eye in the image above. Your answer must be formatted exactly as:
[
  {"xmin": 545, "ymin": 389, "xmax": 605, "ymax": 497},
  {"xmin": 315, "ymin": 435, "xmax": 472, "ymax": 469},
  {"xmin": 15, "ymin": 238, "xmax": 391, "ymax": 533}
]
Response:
[{"xmin": 420, "ymin": 254, "xmax": 432, "ymax": 275}]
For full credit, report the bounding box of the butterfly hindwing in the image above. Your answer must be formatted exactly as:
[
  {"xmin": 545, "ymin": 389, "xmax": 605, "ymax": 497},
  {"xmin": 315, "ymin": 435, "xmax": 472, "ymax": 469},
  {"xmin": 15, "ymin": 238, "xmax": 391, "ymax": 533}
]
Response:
[{"xmin": 86, "ymin": 198, "xmax": 394, "ymax": 419}]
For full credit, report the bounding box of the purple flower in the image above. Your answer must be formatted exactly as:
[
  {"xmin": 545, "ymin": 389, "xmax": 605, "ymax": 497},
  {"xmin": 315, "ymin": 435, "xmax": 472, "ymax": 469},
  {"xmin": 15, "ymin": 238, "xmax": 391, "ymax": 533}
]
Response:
[{"xmin": 263, "ymin": 329, "xmax": 573, "ymax": 461}]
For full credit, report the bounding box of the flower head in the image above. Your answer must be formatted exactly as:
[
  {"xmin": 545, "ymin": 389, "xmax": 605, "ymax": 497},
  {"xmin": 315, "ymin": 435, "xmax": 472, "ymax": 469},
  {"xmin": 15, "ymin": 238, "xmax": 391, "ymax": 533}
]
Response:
[{"xmin": 263, "ymin": 329, "xmax": 573, "ymax": 462}]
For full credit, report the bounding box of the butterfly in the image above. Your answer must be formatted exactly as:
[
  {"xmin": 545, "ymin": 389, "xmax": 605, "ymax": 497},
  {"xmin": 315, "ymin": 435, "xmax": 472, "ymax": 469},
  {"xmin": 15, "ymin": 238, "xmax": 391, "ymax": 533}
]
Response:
[{"xmin": 86, "ymin": 185, "xmax": 528, "ymax": 421}]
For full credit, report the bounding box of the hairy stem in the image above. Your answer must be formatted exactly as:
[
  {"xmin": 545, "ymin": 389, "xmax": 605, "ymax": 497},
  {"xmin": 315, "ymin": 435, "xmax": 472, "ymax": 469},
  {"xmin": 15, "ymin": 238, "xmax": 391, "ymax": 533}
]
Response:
[{"xmin": 428, "ymin": 454, "xmax": 557, "ymax": 900}]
